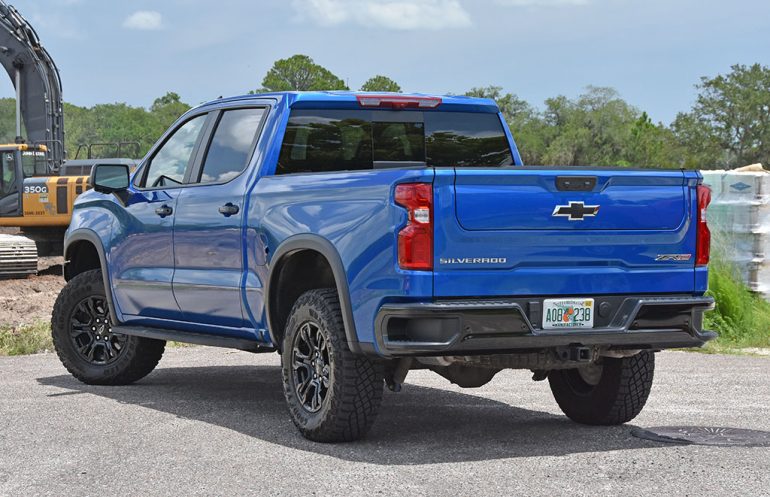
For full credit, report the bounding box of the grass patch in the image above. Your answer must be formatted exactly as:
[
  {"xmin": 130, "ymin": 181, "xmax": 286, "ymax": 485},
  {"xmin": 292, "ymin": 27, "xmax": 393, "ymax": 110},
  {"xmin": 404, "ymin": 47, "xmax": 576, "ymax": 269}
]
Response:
[
  {"xmin": 0, "ymin": 321, "xmax": 53, "ymax": 356},
  {"xmin": 0, "ymin": 321, "xmax": 196, "ymax": 356},
  {"xmin": 703, "ymin": 256, "xmax": 770, "ymax": 350}
]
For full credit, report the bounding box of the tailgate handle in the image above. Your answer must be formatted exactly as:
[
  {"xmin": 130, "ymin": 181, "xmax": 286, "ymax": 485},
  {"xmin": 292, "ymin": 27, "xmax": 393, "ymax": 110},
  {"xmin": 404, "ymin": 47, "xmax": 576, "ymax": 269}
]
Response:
[{"xmin": 556, "ymin": 176, "xmax": 597, "ymax": 192}]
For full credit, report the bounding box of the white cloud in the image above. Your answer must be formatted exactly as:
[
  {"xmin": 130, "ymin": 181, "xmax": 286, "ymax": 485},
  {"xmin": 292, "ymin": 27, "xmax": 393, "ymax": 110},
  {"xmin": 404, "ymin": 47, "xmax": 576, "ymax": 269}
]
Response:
[
  {"xmin": 494, "ymin": 0, "xmax": 590, "ymax": 5},
  {"xmin": 292, "ymin": 0, "xmax": 472, "ymax": 30},
  {"xmin": 122, "ymin": 11, "xmax": 163, "ymax": 31}
]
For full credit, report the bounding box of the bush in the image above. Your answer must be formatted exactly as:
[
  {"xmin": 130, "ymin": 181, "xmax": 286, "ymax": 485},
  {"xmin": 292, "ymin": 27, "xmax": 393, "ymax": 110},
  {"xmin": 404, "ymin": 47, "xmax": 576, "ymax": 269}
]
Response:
[{"xmin": 704, "ymin": 256, "xmax": 770, "ymax": 348}]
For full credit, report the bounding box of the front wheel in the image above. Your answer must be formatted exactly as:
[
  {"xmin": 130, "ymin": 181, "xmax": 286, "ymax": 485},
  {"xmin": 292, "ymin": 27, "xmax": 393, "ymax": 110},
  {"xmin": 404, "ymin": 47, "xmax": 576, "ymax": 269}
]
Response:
[
  {"xmin": 281, "ymin": 288, "xmax": 384, "ymax": 442},
  {"xmin": 51, "ymin": 269, "xmax": 165, "ymax": 385},
  {"xmin": 548, "ymin": 351, "xmax": 655, "ymax": 425}
]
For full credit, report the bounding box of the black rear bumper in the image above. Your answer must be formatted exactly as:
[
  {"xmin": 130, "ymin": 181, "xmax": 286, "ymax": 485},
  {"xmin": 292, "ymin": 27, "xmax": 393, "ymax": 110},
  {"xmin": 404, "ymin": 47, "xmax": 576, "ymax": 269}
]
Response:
[{"xmin": 374, "ymin": 295, "xmax": 716, "ymax": 358}]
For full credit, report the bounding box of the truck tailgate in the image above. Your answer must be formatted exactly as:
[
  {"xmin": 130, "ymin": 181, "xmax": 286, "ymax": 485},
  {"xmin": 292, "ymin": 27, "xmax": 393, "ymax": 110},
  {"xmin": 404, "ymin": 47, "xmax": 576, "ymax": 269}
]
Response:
[{"xmin": 433, "ymin": 167, "xmax": 700, "ymax": 297}]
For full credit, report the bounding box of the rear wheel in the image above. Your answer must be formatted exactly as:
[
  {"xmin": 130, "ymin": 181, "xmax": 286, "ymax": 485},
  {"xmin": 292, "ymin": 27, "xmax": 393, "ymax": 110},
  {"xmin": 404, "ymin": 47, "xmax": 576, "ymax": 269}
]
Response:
[
  {"xmin": 548, "ymin": 351, "xmax": 655, "ymax": 425},
  {"xmin": 281, "ymin": 288, "xmax": 384, "ymax": 442},
  {"xmin": 51, "ymin": 269, "xmax": 165, "ymax": 385}
]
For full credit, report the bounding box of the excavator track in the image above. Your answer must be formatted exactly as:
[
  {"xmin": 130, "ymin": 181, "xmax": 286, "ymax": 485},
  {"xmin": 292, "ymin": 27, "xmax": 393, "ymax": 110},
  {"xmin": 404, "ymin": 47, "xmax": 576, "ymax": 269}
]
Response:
[{"xmin": 0, "ymin": 233, "xmax": 37, "ymax": 277}]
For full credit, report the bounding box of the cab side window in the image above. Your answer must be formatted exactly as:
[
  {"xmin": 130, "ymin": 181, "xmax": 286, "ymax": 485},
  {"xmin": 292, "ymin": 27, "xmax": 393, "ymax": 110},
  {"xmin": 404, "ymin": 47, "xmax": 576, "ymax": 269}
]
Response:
[
  {"xmin": 140, "ymin": 114, "xmax": 207, "ymax": 188},
  {"xmin": 1, "ymin": 152, "xmax": 16, "ymax": 194},
  {"xmin": 196, "ymin": 108, "xmax": 265, "ymax": 184}
]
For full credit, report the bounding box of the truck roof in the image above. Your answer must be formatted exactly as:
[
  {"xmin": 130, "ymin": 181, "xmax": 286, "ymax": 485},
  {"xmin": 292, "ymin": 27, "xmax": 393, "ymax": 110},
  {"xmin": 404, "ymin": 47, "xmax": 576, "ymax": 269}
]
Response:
[{"xmin": 196, "ymin": 91, "xmax": 501, "ymax": 114}]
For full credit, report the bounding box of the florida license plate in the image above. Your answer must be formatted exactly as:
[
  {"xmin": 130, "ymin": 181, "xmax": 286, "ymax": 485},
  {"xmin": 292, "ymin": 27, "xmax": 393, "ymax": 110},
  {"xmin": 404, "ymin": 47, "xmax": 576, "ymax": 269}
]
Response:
[{"xmin": 542, "ymin": 298, "xmax": 595, "ymax": 330}]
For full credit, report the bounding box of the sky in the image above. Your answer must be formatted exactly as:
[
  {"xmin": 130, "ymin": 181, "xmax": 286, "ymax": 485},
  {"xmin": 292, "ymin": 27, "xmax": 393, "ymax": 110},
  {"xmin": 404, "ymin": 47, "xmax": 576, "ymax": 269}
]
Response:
[{"xmin": 2, "ymin": 0, "xmax": 769, "ymax": 124}]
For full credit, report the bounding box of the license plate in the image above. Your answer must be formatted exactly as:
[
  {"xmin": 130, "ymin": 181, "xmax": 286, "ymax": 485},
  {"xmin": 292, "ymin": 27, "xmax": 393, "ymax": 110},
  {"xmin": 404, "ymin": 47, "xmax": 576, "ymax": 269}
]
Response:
[{"xmin": 542, "ymin": 298, "xmax": 595, "ymax": 330}]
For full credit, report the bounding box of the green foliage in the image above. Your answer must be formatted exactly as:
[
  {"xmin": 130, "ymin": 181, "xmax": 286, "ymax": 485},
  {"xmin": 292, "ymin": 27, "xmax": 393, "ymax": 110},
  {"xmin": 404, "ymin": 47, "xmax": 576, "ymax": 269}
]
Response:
[
  {"xmin": 704, "ymin": 256, "xmax": 770, "ymax": 348},
  {"xmin": 360, "ymin": 75, "xmax": 401, "ymax": 92},
  {"xmin": 0, "ymin": 321, "xmax": 52, "ymax": 356},
  {"xmin": 67, "ymin": 91, "xmax": 191, "ymax": 158},
  {"xmin": 673, "ymin": 63, "xmax": 770, "ymax": 169},
  {"xmin": 0, "ymin": 321, "xmax": 196, "ymax": 356},
  {"xmin": 0, "ymin": 97, "xmax": 19, "ymax": 142},
  {"xmin": 0, "ymin": 92, "xmax": 192, "ymax": 159},
  {"xmin": 467, "ymin": 86, "xmax": 683, "ymax": 167},
  {"xmin": 259, "ymin": 54, "xmax": 348, "ymax": 92}
]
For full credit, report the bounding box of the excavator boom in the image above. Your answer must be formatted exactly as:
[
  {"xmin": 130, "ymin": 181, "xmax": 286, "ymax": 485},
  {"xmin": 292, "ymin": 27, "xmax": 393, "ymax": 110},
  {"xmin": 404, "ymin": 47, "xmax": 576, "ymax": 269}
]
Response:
[{"xmin": 0, "ymin": 0, "xmax": 64, "ymax": 172}]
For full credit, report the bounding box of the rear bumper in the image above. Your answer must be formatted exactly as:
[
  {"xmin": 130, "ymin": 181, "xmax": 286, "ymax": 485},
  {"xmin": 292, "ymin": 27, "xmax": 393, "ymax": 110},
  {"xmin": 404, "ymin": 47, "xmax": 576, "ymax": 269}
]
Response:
[{"xmin": 374, "ymin": 295, "xmax": 716, "ymax": 358}]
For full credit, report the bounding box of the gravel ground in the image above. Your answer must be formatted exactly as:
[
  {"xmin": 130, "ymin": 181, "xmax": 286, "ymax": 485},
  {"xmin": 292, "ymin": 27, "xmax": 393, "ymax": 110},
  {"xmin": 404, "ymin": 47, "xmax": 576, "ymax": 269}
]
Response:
[{"xmin": 0, "ymin": 348, "xmax": 768, "ymax": 497}]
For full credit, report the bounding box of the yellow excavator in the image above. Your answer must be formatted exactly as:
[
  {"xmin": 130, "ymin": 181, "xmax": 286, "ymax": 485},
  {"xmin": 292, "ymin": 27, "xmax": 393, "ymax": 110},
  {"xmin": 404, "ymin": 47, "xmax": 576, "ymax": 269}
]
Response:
[{"xmin": 0, "ymin": 1, "xmax": 137, "ymax": 275}]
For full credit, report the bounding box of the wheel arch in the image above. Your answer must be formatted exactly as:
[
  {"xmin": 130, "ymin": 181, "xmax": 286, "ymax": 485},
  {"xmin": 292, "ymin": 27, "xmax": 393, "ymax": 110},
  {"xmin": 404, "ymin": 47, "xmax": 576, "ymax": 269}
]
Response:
[
  {"xmin": 266, "ymin": 235, "xmax": 362, "ymax": 354},
  {"xmin": 64, "ymin": 229, "xmax": 119, "ymax": 323}
]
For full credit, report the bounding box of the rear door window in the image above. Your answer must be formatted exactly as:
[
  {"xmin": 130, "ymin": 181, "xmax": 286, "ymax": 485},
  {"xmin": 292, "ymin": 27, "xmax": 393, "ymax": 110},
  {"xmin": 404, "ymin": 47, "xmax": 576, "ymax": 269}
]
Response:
[
  {"xmin": 196, "ymin": 108, "xmax": 266, "ymax": 184},
  {"xmin": 276, "ymin": 109, "xmax": 513, "ymax": 175}
]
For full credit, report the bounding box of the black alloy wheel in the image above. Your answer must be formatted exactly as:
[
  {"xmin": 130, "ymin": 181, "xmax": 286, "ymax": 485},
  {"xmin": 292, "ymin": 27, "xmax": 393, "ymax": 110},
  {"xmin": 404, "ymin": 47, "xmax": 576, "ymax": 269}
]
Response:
[
  {"xmin": 291, "ymin": 320, "xmax": 332, "ymax": 412},
  {"xmin": 69, "ymin": 296, "xmax": 127, "ymax": 365}
]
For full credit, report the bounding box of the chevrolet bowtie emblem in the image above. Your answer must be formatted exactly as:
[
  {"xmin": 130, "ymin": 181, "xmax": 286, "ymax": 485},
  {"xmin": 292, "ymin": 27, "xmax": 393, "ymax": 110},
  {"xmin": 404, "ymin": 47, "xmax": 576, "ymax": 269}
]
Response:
[{"xmin": 552, "ymin": 201, "xmax": 600, "ymax": 221}]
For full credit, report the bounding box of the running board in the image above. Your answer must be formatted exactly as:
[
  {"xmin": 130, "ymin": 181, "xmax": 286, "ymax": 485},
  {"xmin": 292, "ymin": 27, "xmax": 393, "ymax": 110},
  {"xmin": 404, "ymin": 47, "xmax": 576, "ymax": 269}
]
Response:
[{"xmin": 112, "ymin": 326, "xmax": 274, "ymax": 353}]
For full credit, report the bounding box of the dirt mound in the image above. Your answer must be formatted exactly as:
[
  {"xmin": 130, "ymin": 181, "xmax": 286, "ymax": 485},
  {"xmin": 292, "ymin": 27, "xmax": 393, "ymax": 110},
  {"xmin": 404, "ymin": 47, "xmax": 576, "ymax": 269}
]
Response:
[{"xmin": 0, "ymin": 257, "xmax": 64, "ymax": 328}]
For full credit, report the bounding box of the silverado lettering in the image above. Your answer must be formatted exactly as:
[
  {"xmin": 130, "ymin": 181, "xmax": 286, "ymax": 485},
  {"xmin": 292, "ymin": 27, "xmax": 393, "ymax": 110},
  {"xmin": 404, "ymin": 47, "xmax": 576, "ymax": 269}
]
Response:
[{"xmin": 439, "ymin": 257, "xmax": 508, "ymax": 264}]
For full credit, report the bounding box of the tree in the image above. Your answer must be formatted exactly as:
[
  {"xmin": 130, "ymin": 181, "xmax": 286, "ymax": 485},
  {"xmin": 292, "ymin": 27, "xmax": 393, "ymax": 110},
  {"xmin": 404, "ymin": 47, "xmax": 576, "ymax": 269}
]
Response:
[
  {"xmin": 360, "ymin": 75, "xmax": 401, "ymax": 92},
  {"xmin": 625, "ymin": 112, "xmax": 681, "ymax": 168},
  {"xmin": 673, "ymin": 63, "xmax": 770, "ymax": 169},
  {"xmin": 541, "ymin": 87, "xmax": 639, "ymax": 166},
  {"xmin": 149, "ymin": 91, "xmax": 191, "ymax": 141},
  {"xmin": 60, "ymin": 92, "xmax": 192, "ymax": 159},
  {"xmin": 259, "ymin": 54, "xmax": 348, "ymax": 92}
]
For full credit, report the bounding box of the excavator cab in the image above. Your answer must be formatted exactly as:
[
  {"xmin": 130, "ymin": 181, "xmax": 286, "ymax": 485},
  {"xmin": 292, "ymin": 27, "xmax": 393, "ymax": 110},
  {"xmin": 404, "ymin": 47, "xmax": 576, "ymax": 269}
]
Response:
[
  {"xmin": 0, "ymin": 147, "xmax": 21, "ymax": 216},
  {"xmin": 0, "ymin": 143, "xmax": 46, "ymax": 217}
]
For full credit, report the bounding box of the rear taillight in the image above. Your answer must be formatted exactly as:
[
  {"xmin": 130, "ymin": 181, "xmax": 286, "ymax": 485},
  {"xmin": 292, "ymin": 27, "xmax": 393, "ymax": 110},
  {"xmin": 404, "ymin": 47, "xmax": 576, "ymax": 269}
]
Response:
[
  {"xmin": 357, "ymin": 94, "xmax": 441, "ymax": 109},
  {"xmin": 395, "ymin": 183, "xmax": 433, "ymax": 270},
  {"xmin": 696, "ymin": 184, "xmax": 712, "ymax": 266}
]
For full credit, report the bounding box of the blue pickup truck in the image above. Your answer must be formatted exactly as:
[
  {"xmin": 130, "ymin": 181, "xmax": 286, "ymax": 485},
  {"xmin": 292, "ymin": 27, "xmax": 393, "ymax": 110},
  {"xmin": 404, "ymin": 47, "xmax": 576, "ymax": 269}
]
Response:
[{"xmin": 52, "ymin": 92, "xmax": 716, "ymax": 442}]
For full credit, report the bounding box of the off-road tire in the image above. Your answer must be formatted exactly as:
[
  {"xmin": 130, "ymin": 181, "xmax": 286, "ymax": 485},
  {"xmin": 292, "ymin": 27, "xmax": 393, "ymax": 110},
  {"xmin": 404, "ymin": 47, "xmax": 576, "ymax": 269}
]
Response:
[
  {"xmin": 281, "ymin": 288, "xmax": 384, "ymax": 443},
  {"xmin": 548, "ymin": 351, "xmax": 655, "ymax": 425},
  {"xmin": 51, "ymin": 269, "xmax": 165, "ymax": 385}
]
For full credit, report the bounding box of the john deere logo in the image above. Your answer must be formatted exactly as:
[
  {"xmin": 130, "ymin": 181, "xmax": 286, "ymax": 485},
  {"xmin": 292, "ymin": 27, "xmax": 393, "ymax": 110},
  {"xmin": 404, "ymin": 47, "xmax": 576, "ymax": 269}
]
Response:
[{"xmin": 730, "ymin": 182, "xmax": 751, "ymax": 192}]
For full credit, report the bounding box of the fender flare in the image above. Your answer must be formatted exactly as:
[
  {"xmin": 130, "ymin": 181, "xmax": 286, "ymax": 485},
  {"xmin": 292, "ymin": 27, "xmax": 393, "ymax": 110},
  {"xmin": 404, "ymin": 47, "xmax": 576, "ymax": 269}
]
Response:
[
  {"xmin": 265, "ymin": 234, "xmax": 363, "ymax": 354},
  {"xmin": 64, "ymin": 228, "xmax": 120, "ymax": 323}
]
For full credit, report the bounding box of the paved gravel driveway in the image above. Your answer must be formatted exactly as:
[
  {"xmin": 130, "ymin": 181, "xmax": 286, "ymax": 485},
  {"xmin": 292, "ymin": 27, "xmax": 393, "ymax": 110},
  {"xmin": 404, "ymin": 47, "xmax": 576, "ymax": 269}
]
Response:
[{"xmin": 1, "ymin": 348, "xmax": 768, "ymax": 496}]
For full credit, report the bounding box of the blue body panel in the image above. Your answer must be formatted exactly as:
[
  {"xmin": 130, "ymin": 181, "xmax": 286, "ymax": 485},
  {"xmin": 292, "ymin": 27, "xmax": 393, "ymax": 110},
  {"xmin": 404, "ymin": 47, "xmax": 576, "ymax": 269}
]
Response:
[
  {"xmin": 66, "ymin": 91, "xmax": 708, "ymax": 355},
  {"xmin": 110, "ymin": 189, "xmax": 182, "ymax": 321},
  {"xmin": 434, "ymin": 168, "xmax": 702, "ymax": 298}
]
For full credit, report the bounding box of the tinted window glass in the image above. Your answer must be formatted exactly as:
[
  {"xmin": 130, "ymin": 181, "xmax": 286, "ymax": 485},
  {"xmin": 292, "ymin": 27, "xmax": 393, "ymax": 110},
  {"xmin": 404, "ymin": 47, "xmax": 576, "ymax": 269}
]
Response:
[
  {"xmin": 0, "ymin": 153, "xmax": 15, "ymax": 194},
  {"xmin": 426, "ymin": 112, "xmax": 513, "ymax": 167},
  {"xmin": 21, "ymin": 150, "xmax": 47, "ymax": 176},
  {"xmin": 276, "ymin": 109, "xmax": 512, "ymax": 175},
  {"xmin": 142, "ymin": 114, "xmax": 206, "ymax": 188},
  {"xmin": 372, "ymin": 121, "xmax": 424, "ymax": 163},
  {"xmin": 198, "ymin": 108, "xmax": 265, "ymax": 184},
  {"xmin": 278, "ymin": 111, "xmax": 371, "ymax": 174}
]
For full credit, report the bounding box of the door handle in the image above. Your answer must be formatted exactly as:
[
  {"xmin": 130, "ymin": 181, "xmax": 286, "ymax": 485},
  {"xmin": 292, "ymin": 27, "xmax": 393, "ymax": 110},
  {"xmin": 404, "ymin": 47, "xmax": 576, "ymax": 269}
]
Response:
[
  {"xmin": 155, "ymin": 204, "xmax": 173, "ymax": 218},
  {"xmin": 218, "ymin": 203, "xmax": 240, "ymax": 217}
]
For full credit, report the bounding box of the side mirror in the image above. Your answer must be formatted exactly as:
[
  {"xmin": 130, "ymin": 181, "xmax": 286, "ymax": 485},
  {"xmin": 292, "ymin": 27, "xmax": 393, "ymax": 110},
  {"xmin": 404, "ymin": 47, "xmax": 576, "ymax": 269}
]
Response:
[{"xmin": 90, "ymin": 164, "xmax": 130, "ymax": 194}]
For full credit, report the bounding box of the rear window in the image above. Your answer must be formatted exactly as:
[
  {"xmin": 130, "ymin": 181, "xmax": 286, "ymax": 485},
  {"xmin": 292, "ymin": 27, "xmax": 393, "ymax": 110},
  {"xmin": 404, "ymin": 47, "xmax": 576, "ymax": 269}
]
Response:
[{"xmin": 276, "ymin": 109, "xmax": 512, "ymax": 175}]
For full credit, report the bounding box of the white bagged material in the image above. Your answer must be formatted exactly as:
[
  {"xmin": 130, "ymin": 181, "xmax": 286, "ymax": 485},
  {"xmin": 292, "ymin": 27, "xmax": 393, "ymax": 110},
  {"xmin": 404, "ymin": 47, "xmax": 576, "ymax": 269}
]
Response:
[{"xmin": 700, "ymin": 167, "xmax": 770, "ymax": 300}]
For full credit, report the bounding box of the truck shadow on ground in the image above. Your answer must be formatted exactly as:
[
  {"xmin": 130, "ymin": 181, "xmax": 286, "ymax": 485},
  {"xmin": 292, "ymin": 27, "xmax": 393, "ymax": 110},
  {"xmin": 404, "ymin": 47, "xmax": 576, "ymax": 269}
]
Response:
[{"xmin": 38, "ymin": 365, "xmax": 674, "ymax": 464}]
